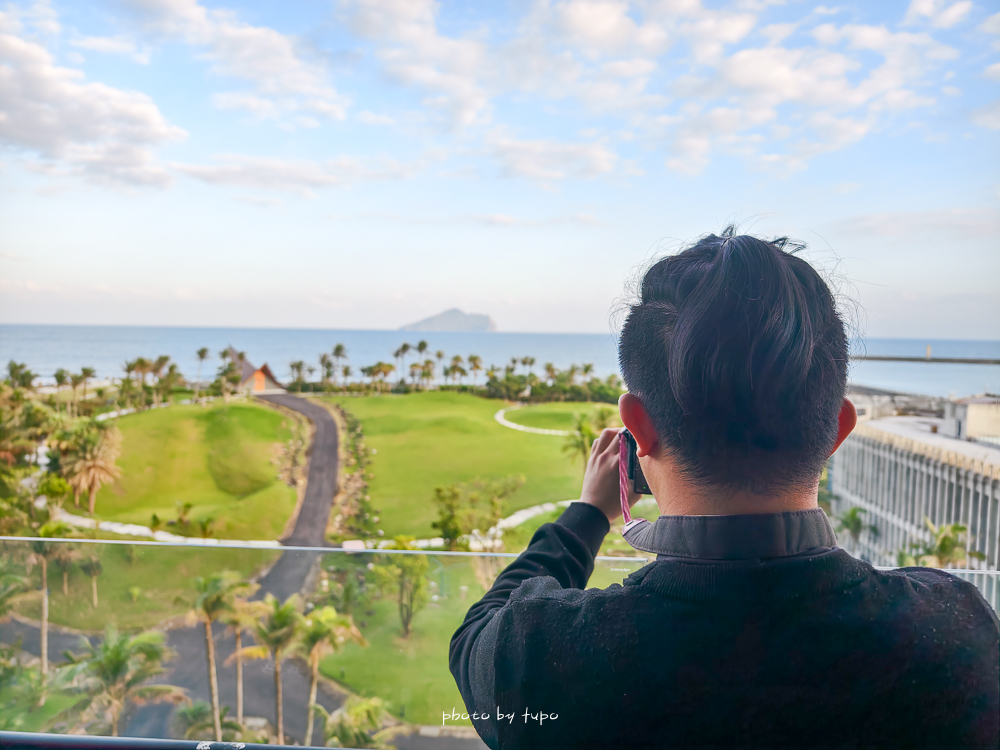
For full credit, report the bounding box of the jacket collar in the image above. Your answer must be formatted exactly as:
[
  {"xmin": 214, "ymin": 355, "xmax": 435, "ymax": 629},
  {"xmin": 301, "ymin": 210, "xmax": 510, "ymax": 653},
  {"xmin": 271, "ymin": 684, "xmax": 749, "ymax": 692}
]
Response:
[{"xmin": 621, "ymin": 508, "xmax": 838, "ymax": 561}]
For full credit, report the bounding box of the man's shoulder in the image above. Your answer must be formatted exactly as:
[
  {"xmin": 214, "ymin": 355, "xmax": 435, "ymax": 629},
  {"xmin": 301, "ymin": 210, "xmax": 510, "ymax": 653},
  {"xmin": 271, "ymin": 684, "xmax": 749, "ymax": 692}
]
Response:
[{"xmin": 866, "ymin": 565, "xmax": 999, "ymax": 629}]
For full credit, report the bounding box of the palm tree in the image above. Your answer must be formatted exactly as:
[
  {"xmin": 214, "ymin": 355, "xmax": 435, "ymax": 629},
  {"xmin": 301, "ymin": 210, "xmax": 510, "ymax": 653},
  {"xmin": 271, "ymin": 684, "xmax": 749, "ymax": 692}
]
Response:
[
  {"xmin": 52, "ymin": 544, "xmax": 81, "ymax": 596},
  {"xmin": 332, "ymin": 344, "xmax": 347, "ymax": 385},
  {"xmin": 409, "ymin": 362, "xmax": 421, "ymax": 385},
  {"xmin": 544, "ymin": 363, "xmax": 558, "ymax": 384},
  {"xmin": 27, "ymin": 521, "xmax": 72, "ymax": 682},
  {"xmin": 195, "ymin": 348, "xmax": 210, "ymax": 402},
  {"xmin": 297, "ymin": 606, "xmax": 366, "ymax": 745},
  {"xmin": 289, "ymin": 361, "xmax": 306, "ymax": 391},
  {"xmin": 220, "ymin": 592, "xmax": 269, "ymax": 725},
  {"xmin": 64, "ymin": 424, "xmax": 123, "ymax": 513},
  {"xmin": 834, "ymin": 506, "xmax": 879, "ymax": 555},
  {"xmin": 521, "ymin": 356, "xmax": 535, "ymax": 375},
  {"xmin": 80, "ymin": 556, "xmax": 103, "ymax": 608},
  {"xmin": 897, "ymin": 517, "xmax": 987, "ymax": 568},
  {"xmin": 240, "ymin": 594, "xmax": 301, "ymax": 745},
  {"xmin": 435, "ymin": 350, "xmax": 445, "ymax": 384},
  {"xmin": 79, "ymin": 367, "xmax": 96, "ymax": 402},
  {"xmin": 468, "ymin": 355, "xmax": 482, "ymax": 388},
  {"xmin": 319, "ymin": 353, "xmax": 334, "ymax": 390},
  {"xmin": 342, "ymin": 365, "xmax": 352, "ymax": 386},
  {"xmin": 53, "ymin": 369, "xmax": 69, "ymax": 412},
  {"xmin": 134, "ymin": 357, "xmax": 151, "ymax": 389},
  {"xmin": 175, "ymin": 700, "xmax": 242, "ymax": 740},
  {"xmin": 68, "ymin": 373, "xmax": 84, "ymax": 417},
  {"xmin": 399, "ymin": 342, "xmax": 411, "ymax": 380},
  {"xmin": 563, "ymin": 413, "xmax": 597, "ymax": 475},
  {"xmin": 415, "ymin": 340, "xmax": 428, "ymax": 363},
  {"xmin": 186, "ymin": 571, "xmax": 250, "ymax": 741},
  {"xmin": 312, "ymin": 696, "xmax": 398, "ymax": 749},
  {"xmin": 581, "ymin": 363, "xmax": 594, "ymax": 380},
  {"xmin": 0, "ymin": 570, "xmax": 30, "ymax": 621},
  {"xmin": 65, "ymin": 624, "xmax": 186, "ymax": 737}
]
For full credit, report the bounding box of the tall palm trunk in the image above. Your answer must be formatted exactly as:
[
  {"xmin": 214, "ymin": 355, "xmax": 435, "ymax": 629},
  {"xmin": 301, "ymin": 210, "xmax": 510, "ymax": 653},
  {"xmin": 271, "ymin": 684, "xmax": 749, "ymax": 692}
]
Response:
[
  {"xmin": 274, "ymin": 650, "xmax": 284, "ymax": 745},
  {"xmin": 304, "ymin": 656, "xmax": 319, "ymax": 746},
  {"xmin": 88, "ymin": 485, "xmax": 99, "ymax": 515},
  {"xmin": 235, "ymin": 631, "xmax": 244, "ymax": 724},
  {"xmin": 195, "ymin": 362, "xmax": 203, "ymax": 402},
  {"xmin": 62, "ymin": 569, "xmax": 69, "ymax": 596},
  {"xmin": 204, "ymin": 621, "xmax": 223, "ymax": 741},
  {"xmin": 90, "ymin": 575, "xmax": 98, "ymax": 607},
  {"xmin": 40, "ymin": 557, "xmax": 49, "ymax": 684}
]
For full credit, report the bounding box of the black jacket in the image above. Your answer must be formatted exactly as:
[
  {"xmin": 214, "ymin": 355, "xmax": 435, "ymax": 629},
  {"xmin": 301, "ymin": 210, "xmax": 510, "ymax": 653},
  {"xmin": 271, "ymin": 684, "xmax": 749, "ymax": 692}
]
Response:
[{"xmin": 449, "ymin": 503, "xmax": 1000, "ymax": 749}]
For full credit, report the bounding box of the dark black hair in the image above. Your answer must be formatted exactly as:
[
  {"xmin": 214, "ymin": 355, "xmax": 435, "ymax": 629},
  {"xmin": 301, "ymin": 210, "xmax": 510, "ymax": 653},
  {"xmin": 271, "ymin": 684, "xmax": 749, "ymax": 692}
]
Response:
[{"xmin": 618, "ymin": 226, "xmax": 848, "ymax": 493}]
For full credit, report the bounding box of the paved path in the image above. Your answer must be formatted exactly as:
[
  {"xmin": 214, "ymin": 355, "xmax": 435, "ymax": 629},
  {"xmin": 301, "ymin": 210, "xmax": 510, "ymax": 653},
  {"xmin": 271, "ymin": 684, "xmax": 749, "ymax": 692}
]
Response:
[
  {"xmin": 122, "ymin": 394, "xmax": 344, "ymax": 742},
  {"xmin": 2, "ymin": 394, "xmax": 487, "ymax": 748},
  {"xmin": 493, "ymin": 406, "xmax": 573, "ymax": 436}
]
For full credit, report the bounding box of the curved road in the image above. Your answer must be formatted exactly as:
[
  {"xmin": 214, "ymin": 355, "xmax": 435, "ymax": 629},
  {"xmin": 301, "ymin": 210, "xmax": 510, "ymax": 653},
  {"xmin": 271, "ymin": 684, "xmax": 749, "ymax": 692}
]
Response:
[{"xmin": 2, "ymin": 394, "xmax": 485, "ymax": 749}]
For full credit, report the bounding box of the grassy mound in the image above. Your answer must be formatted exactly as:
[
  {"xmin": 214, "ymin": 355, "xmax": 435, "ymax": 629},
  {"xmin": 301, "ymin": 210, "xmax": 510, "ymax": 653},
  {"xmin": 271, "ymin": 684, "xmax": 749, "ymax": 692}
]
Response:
[
  {"xmin": 205, "ymin": 406, "xmax": 284, "ymax": 497},
  {"xmin": 92, "ymin": 401, "xmax": 297, "ymax": 540},
  {"xmin": 320, "ymin": 392, "xmax": 588, "ymax": 538}
]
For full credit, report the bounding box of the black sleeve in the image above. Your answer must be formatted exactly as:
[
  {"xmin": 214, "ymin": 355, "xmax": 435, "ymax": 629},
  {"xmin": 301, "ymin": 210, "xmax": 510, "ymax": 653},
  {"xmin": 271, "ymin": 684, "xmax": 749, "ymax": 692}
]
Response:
[{"xmin": 448, "ymin": 502, "xmax": 610, "ymax": 748}]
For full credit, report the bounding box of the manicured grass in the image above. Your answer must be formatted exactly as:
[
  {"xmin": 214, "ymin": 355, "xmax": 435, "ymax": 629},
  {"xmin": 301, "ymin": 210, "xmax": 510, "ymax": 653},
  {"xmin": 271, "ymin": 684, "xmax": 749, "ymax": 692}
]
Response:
[
  {"xmin": 319, "ymin": 392, "xmax": 587, "ymax": 539},
  {"xmin": 321, "ymin": 551, "xmax": 648, "ymax": 726},
  {"xmin": 503, "ymin": 402, "xmax": 622, "ymax": 432},
  {"xmin": 322, "ymin": 556, "xmax": 485, "ymax": 726},
  {"xmin": 11, "ymin": 539, "xmax": 277, "ymax": 631},
  {"xmin": 92, "ymin": 401, "xmax": 297, "ymax": 540}
]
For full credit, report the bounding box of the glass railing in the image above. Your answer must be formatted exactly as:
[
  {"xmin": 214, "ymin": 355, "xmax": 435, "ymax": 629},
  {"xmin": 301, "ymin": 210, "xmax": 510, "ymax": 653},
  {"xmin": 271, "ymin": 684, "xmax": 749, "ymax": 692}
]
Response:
[{"xmin": 1, "ymin": 538, "xmax": 996, "ymax": 748}]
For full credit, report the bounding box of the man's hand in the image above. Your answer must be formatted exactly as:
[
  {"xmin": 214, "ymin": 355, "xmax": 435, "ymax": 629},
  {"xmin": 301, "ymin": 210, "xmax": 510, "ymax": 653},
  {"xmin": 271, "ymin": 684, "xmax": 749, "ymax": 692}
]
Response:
[{"xmin": 579, "ymin": 428, "xmax": 640, "ymax": 523}]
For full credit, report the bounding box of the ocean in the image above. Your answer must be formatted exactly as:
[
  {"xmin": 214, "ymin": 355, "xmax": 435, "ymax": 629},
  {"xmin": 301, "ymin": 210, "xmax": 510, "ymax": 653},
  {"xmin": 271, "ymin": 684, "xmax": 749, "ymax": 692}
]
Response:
[{"xmin": 0, "ymin": 325, "xmax": 997, "ymax": 399}]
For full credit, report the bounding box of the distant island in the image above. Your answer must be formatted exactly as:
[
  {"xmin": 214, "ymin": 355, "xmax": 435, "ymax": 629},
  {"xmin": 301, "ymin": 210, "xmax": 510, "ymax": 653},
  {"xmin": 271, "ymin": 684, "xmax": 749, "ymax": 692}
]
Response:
[{"xmin": 400, "ymin": 308, "xmax": 497, "ymax": 333}]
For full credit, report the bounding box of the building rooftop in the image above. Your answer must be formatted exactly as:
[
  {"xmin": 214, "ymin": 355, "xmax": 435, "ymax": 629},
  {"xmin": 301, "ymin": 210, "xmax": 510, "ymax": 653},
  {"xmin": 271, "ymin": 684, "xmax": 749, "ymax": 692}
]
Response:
[{"xmin": 861, "ymin": 416, "xmax": 1000, "ymax": 465}]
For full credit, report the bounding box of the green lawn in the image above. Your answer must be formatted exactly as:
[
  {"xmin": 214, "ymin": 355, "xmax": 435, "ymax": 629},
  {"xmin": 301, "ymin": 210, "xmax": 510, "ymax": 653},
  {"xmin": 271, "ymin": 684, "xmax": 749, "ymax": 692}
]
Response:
[
  {"xmin": 503, "ymin": 402, "xmax": 622, "ymax": 432},
  {"xmin": 11, "ymin": 539, "xmax": 277, "ymax": 631},
  {"xmin": 92, "ymin": 401, "xmax": 298, "ymax": 540},
  {"xmin": 318, "ymin": 392, "xmax": 588, "ymax": 539},
  {"xmin": 321, "ymin": 556, "xmax": 485, "ymax": 726},
  {"xmin": 321, "ymin": 552, "xmax": 648, "ymax": 726}
]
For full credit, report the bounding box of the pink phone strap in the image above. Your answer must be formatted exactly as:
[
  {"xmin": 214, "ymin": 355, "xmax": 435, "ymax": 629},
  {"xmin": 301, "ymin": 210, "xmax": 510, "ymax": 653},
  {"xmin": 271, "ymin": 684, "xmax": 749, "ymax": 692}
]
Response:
[{"xmin": 619, "ymin": 428, "xmax": 632, "ymax": 524}]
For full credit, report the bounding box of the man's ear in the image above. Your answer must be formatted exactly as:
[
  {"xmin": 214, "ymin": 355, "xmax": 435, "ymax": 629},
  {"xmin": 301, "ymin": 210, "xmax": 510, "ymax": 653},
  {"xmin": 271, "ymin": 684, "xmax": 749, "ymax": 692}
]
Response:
[
  {"xmin": 829, "ymin": 398, "xmax": 858, "ymax": 456},
  {"xmin": 619, "ymin": 393, "xmax": 659, "ymax": 457}
]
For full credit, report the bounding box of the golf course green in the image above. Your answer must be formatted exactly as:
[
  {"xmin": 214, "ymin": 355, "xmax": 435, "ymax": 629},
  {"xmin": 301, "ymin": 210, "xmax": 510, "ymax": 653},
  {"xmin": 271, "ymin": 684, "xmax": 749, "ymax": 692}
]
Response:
[
  {"xmin": 91, "ymin": 401, "xmax": 299, "ymax": 540},
  {"xmin": 319, "ymin": 392, "xmax": 590, "ymax": 539}
]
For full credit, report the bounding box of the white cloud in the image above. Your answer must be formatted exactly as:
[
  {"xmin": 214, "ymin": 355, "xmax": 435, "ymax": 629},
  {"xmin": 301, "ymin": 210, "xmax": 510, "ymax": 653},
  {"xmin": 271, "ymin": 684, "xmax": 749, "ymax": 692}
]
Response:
[
  {"xmin": 123, "ymin": 0, "xmax": 347, "ymax": 123},
  {"xmin": 656, "ymin": 21, "xmax": 954, "ymax": 174},
  {"xmin": 71, "ymin": 35, "xmax": 150, "ymax": 64},
  {"xmin": 174, "ymin": 153, "xmax": 423, "ymax": 194},
  {"xmin": 546, "ymin": 1, "xmax": 669, "ymax": 58},
  {"xmin": 487, "ymin": 132, "xmax": 617, "ymax": 181},
  {"xmin": 0, "ymin": 11, "xmax": 185, "ymax": 187},
  {"xmin": 342, "ymin": 0, "xmax": 489, "ymax": 128},
  {"xmin": 829, "ymin": 207, "xmax": 1000, "ymax": 238},
  {"xmin": 357, "ymin": 110, "xmax": 395, "ymax": 125},
  {"xmin": 970, "ymin": 101, "xmax": 1000, "ymax": 130},
  {"xmin": 981, "ymin": 13, "xmax": 1000, "ymax": 34},
  {"xmin": 903, "ymin": 0, "xmax": 973, "ymax": 30},
  {"xmin": 984, "ymin": 63, "xmax": 1000, "ymax": 82}
]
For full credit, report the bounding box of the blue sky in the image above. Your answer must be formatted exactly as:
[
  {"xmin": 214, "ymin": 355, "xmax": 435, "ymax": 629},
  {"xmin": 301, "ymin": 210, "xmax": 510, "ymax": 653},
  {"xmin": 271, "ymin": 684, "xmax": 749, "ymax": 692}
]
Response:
[{"xmin": 1, "ymin": 0, "xmax": 998, "ymax": 337}]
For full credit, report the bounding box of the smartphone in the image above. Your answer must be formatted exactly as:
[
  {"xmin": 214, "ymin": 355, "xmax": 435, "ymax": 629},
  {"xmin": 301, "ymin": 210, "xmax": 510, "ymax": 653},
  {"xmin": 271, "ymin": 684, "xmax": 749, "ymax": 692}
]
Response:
[{"xmin": 622, "ymin": 429, "xmax": 650, "ymax": 495}]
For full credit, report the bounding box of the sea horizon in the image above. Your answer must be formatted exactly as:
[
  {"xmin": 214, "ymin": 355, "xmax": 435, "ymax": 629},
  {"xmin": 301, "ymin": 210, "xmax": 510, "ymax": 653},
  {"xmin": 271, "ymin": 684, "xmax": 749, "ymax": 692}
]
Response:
[{"xmin": 1, "ymin": 323, "xmax": 998, "ymax": 399}]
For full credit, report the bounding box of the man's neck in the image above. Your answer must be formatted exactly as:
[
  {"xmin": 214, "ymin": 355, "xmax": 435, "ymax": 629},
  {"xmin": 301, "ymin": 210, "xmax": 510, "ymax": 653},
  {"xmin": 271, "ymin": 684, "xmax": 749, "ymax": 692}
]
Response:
[{"xmin": 644, "ymin": 453, "xmax": 820, "ymax": 516}]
